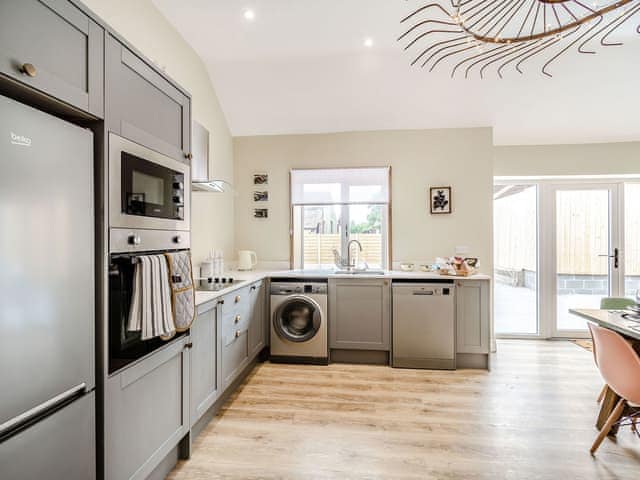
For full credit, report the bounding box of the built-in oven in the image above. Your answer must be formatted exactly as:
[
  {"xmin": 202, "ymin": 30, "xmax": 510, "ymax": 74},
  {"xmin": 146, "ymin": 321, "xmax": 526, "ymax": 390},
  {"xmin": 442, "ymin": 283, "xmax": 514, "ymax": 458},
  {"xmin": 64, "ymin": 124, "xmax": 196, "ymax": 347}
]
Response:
[
  {"xmin": 109, "ymin": 133, "xmax": 190, "ymax": 232},
  {"xmin": 107, "ymin": 229, "xmax": 191, "ymax": 374}
]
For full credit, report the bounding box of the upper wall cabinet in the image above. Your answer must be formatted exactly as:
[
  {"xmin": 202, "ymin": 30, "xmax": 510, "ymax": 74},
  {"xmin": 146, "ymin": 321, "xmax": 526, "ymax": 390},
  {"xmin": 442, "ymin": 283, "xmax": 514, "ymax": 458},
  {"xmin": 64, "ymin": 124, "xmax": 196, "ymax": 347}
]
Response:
[
  {"xmin": 106, "ymin": 34, "xmax": 191, "ymax": 163},
  {"xmin": 0, "ymin": 0, "xmax": 104, "ymax": 117}
]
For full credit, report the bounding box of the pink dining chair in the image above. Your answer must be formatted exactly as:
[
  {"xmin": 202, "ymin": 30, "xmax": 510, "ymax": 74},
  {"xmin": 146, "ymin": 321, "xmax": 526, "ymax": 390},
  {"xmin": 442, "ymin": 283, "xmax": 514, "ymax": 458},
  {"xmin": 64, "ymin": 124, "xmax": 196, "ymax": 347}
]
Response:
[{"xmin": 588, "ymin": 323, "xmax": 640, "ymax": 454}]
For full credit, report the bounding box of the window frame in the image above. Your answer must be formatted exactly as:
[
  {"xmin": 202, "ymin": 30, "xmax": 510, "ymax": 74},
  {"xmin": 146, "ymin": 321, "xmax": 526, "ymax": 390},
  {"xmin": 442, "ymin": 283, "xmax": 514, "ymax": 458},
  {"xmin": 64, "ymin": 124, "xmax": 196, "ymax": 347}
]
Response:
[{"xmin": 289, "ymin": 167, "xmax": 392, "ymax": 270}]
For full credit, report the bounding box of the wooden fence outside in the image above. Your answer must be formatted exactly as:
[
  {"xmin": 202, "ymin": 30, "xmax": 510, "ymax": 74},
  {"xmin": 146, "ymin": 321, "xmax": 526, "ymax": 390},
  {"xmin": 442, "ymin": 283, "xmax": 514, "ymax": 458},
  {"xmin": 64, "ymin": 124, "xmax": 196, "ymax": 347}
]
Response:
[
  {"xmin": 495, "ymin": 185, "xmax": 640, "ymax": 275},
  {"xmin": 303, "ymin": 232, "xmax": 383, "ymax": 266}
]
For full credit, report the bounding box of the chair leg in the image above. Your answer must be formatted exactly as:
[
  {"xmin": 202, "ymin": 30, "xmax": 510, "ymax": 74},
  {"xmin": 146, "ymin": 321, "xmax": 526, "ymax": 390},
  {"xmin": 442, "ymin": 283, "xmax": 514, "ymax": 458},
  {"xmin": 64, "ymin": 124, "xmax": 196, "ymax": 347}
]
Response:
[
  {"xmin": 597, "ymin": 384, "xmax": 607, "ymax": 404},
  {"xmin": 591, "ymin": 398, "xmax": 626, "ymax": 455}
]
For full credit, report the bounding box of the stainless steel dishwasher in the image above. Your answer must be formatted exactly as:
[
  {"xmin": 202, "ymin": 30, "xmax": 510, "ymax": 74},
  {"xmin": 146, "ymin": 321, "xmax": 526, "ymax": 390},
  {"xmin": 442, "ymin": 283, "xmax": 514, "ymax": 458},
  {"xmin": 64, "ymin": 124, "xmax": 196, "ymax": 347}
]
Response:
[{"xmin": 392, "ymin": 280, "xmax": 455, "ymax": 370}]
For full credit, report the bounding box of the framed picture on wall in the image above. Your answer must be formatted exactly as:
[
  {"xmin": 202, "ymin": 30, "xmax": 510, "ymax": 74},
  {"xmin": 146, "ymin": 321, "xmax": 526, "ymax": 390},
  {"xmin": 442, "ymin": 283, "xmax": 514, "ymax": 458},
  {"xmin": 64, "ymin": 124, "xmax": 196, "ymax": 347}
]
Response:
[
  {"xmin": 254, "ymin": 208, "xmax": 268, "ymax": 219},
  {"xmin": 253, "ymin": 191, "xmax": 269, "ymax": 202},
  {"xmin": 253, "ymin": 173, "xmax": 268, "ymax": 185},
  {"xmin": 430, "ymin": 186, "xmax": 452, "ymax": 214}
]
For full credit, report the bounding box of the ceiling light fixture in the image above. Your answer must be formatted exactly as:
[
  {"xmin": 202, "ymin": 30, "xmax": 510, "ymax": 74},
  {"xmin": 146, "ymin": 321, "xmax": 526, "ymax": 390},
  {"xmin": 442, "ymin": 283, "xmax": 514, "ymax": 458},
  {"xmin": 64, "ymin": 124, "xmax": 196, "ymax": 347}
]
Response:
[
  {"xmin": 364, "ymin": 37, "xmax": 374, "ymax": 47},
  {"xmin": 398, "ymin": 0, "xmax": 640, "ymax": 78},
  {"xmin": 243, "ymin": 9, "xmax": 255, "ymax": 21}
]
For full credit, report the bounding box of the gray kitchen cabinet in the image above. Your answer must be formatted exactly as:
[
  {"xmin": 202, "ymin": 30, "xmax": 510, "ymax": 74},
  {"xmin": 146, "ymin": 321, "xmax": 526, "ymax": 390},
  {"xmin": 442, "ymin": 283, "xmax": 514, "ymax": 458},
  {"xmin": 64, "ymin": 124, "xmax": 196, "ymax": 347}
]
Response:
[
  {"xmin": 190, "ymin": 302, "xmax": 221, "ymax": 427},
  {"xmin": 0, "ymin": 0, "xmax": 104, "ymax": 117},
  {"xmin": 329, "ymin": 278, "xmax": 391, "ymax": 350},
  {"xmin": 248, "ymin": 281, "xmax": 266, "ymax": 358},
  {"xmin": 106, "ymin": 34, "xmax": 191, "ymax": 163},
  {"xmin": 220, "ymin": 288, "xmax": 251, "ymax": 389},
  {"xmin": 105, "ymin": 337, "xmax": 190, "ymax": 480},
  {"xmin": 456, "ymin": 280, "xmax": 490, "ymax": 354}
]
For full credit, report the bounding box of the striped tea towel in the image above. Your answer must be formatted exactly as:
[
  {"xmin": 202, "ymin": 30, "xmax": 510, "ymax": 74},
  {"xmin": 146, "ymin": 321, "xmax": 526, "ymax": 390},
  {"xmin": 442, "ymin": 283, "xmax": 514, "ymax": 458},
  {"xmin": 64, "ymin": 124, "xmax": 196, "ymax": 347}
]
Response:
[
  {"xmin": 164, "ymin": 251, "xmax": 196, "ymax": 332},
  {"xmin": 127, "ymin": 255, "xmax": 176, "ymax": 340}
]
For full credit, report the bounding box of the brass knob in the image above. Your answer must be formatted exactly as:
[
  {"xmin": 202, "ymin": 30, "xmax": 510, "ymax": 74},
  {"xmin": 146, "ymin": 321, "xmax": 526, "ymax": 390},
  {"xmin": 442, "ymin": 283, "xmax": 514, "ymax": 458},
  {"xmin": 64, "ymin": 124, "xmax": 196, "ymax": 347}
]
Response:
[
  {"xmin": 234, "ymin": 315, "xmax": 241, "ymax": 324},
  {"xmin": 20, "ymin": 63, "xmax": 37, "ymax": 78},
  {"xmin": 235, "ymin": 330, "xmax": 241, "ymax": 338},
  {"xmin": 235, "ymin": 295, "xmax": 241, "ymax": 303},
  {"xmin": 184, "ymin": 152, "xmax": 193, "ymax": 160}
]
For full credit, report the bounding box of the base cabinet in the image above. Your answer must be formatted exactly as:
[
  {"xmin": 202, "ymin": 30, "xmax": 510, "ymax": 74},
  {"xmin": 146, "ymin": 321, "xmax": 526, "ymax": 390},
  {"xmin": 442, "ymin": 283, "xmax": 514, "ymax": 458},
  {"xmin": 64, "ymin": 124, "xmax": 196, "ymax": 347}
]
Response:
[
  {"xmin": 248, "ymin": 281, "xmax": 266, "ymax": 358},
  {"xmin": 329, "ymin": 278, "xmax": 391, "ymax": 351},
  {"xmin": 189, "ymin": 304, "xmax": 220, "ymax": 427},
  {"xmin": 105, "ymin": 338, "xmax": 190, "ymax": 480},
  {"xmin": 456, "ymin": 281, "xmax": 490, "ymax": 354}
]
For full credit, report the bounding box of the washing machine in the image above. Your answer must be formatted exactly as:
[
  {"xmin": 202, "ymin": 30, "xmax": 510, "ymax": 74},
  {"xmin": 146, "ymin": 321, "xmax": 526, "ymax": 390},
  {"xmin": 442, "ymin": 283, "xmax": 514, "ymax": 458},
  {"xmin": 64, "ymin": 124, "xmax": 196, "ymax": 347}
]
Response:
[{"xmin": 270, "ymin": 280, "xmax": 328, "ymax": 364}]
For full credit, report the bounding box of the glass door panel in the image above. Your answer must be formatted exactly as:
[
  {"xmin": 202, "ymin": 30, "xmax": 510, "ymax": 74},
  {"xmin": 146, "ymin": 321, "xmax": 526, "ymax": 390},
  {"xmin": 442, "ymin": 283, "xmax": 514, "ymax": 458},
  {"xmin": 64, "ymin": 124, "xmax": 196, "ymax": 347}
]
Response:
[
  {"xmin": 553, "ymin": 185, "xmax": 619, "ymax": 336},
  {"xmin": 625, "ymin": 183, "xmax": 640, "ymax": 300},
  {"xmin": 494, "ymin": 184, "xmax": 538, "ymax": 335}
]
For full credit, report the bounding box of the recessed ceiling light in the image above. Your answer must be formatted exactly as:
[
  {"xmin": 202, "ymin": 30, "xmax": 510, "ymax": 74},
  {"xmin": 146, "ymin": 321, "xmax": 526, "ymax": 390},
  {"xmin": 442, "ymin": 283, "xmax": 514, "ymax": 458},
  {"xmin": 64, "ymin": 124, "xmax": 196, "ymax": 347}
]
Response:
[
  {"xmin": 243, "ymin": 9, "xmax": 255, "ymax": 21},
  {"xmin": 364, "ymin": 37, "xmax": 374, "ymax": 48}
]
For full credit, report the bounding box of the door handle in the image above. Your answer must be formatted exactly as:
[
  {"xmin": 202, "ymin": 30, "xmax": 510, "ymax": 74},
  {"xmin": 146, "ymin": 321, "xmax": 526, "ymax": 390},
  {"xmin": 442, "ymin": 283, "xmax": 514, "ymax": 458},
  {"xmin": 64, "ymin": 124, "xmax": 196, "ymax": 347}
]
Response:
[{"xmin": 598, "ymin": 248, "xmax": 619, "ymax": 269}]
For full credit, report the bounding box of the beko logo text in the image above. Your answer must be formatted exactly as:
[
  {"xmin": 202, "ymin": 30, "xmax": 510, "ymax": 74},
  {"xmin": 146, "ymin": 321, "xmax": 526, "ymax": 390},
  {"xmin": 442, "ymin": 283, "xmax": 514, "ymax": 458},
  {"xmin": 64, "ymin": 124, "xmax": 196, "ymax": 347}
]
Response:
[{"xmin": 10, "ymin": 132, "xmax": 32, "ymax": 146}]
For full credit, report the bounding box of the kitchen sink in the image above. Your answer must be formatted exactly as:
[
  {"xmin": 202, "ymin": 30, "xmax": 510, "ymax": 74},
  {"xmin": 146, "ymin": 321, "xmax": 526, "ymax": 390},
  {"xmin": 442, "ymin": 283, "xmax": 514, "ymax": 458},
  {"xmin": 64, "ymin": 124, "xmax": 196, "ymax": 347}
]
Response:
[{"xmin": 333, "ymin": 269, "xmax": 386, "ymax": 275}]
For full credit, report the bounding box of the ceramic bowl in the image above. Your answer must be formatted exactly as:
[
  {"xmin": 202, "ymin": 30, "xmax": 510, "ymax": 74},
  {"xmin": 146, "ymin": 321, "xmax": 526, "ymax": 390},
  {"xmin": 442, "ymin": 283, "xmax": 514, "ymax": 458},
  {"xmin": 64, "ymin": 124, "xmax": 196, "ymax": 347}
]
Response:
[{"xmin": 399, "ymin": 263, "xmax": 415, "ymax": 271}]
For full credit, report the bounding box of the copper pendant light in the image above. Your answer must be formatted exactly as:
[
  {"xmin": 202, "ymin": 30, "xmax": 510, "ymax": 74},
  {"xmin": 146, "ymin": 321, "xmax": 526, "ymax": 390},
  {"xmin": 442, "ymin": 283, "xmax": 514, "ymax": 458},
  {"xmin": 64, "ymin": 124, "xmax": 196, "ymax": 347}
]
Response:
[{"xmin": 398, "ymin": 0, "xmax": 640, "ymax": 77}]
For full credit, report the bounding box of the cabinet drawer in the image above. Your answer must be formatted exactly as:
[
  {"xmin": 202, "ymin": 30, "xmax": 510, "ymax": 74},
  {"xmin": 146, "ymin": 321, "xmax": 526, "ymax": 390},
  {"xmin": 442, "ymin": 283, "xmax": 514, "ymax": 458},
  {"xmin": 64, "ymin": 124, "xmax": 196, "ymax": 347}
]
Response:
[
  {"xmin": 219, "ymin": 286, "xmax": 251, "ymax": 318},
  {"xmin": 221, "ymin": 311, "xmax": 250, "ymax": 345},
  {"xmin": 0, "ymin": 0, "xmax": 104, "ymax": 117},
  {"xmin": 106, "ymin": 34, "xmax": 190, "ymax": 163},
  {"xmin": 222, "ymin": 330, "xmax": 249, "ymax": 388}
]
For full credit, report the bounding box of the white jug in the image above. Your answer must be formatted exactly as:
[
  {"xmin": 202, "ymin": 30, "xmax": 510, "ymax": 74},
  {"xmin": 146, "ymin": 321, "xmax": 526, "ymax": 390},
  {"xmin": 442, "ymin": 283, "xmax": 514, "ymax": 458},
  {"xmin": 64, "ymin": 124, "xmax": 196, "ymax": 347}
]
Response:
[{"xmin": 238, "ymin": 250, "xmax": 258, "ymax": 271}]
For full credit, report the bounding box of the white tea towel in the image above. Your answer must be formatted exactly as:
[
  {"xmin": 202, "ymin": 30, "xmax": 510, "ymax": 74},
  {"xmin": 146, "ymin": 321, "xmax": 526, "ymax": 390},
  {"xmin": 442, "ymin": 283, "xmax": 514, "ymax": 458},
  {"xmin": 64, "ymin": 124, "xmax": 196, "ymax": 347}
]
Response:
[{"xmin": 127, "ymin": 255, "xmax": 176, "ymax": 340}]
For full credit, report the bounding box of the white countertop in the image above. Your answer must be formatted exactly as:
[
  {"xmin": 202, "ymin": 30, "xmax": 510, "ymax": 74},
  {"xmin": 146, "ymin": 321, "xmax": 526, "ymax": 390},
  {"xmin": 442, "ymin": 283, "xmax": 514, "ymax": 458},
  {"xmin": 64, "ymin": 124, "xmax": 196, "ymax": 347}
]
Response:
[{"xmin": 195, "ymin": 269, "xmax": 491, "ymax": 307}]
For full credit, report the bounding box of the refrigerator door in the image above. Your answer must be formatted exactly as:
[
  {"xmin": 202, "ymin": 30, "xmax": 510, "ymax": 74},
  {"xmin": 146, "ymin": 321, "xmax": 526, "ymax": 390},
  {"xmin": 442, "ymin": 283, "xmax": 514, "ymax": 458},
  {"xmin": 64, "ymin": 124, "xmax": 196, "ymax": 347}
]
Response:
[
  {"xmin": 0, "ymin": 95, "xmax": 95, "ymax": 429},
  {"xmin": 0, "ymin": 391, "xmax": 96, "ymax": 480}
]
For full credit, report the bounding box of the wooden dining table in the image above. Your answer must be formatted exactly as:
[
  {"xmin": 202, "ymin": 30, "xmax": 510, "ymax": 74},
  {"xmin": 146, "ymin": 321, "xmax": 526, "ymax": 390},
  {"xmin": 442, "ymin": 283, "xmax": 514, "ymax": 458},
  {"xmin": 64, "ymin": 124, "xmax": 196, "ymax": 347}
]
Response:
[{"xmin": 570, "ymin": 308, "xmax": 640, "ymax": 433}]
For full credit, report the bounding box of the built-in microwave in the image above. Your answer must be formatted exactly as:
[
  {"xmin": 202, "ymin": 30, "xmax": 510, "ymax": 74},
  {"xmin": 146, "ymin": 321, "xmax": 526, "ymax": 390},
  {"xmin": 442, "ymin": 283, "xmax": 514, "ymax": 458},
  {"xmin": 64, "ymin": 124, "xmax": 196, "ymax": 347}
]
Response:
[{"xmin": 109, "ymin": 133, "xmax": 190, "ymax": 231}]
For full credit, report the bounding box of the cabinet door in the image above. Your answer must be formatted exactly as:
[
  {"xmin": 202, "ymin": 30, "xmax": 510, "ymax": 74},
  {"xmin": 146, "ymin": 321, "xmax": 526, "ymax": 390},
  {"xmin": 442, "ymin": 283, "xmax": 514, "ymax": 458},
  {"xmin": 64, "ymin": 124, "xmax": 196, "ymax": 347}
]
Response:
[
  {"xmin": 190, "ymin": 304, "xmax": 219, "ymax": 426},
  {"xmin": 248, "ymin": 281, "xmax": 265, "ymax": 358},
  {"xmin": 329, "ymin": 279, "xmax": 391, "ymax": 350},
  {"xmin": 456, "ymin": 281, "xmax": 490, "ymax": 354},
  {"xmin": 222, "ymin": 331, "xmax": 249, "ymax": 390},
  {"xmin": 106, "ymin": 34, "xmax": 191, "ymax": 163},
  {"xmin": 0, "ymin": 0, "xmax": 104, "ymax": 117},
  {"xmin": 105, "ymin": 338, "xmax": 190, "ymax": 480}
]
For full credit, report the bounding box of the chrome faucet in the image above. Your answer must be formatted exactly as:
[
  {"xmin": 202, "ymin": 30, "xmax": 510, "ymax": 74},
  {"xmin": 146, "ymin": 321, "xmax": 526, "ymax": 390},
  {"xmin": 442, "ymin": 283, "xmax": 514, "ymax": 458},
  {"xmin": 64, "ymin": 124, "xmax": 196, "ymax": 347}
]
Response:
[{"xmin": 347, "ymin": 239, "xmax": 363, "ymax": 267}]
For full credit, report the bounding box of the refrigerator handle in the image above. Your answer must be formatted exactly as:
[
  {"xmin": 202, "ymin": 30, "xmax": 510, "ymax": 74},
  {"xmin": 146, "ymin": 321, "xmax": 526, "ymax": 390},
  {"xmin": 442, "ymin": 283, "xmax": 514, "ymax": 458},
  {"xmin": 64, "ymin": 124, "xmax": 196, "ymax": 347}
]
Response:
[{"xmin": 0, "ymin": 383, "xmax": 86, "ymax": 439}]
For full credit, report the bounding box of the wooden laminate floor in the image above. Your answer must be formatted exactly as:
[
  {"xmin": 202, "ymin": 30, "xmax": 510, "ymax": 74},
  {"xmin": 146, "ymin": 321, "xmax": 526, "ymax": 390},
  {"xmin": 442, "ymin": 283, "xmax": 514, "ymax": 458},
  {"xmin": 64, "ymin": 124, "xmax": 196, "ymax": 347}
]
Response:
[{"xmin": 168, "ymin": 340, "xmax": 640, "ymax": 479}]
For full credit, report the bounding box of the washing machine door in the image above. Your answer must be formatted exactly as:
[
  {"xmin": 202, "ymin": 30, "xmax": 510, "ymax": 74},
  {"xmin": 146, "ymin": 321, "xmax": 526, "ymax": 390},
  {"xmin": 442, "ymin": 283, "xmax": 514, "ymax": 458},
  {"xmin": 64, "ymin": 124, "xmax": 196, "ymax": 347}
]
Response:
[{"xmin": 273, "ymin": 295, "xmax": 322, "ymax": 342}]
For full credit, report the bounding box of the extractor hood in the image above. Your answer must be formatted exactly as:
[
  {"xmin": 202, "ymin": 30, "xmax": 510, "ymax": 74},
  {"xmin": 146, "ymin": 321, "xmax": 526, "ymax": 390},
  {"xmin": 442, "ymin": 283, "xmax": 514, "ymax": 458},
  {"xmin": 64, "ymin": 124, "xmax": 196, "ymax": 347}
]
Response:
[{"xmin": 191, "ymin": 120, "xmax": 232, "ymax": 193}]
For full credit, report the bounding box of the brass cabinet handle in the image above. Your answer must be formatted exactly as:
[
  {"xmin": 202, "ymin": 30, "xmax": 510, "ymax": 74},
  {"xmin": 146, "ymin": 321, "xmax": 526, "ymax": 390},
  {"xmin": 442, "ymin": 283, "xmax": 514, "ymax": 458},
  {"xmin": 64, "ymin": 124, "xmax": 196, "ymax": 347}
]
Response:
[
  {"xmin": 250, "ymin": 285, "xmax": 257, "ymax": 291},
  {"xmin": 234, "ymin": 315, "xmax": 241, "ymax": 324},
  {"xmin": 184, "ymin": 152, "xmax": 193, "ymax": 160},
  {"xmin": 235, "ymin": 330, "xmax": 241, "ymax": 338},
  {"xmin": 184, "ymin": 342, "xmax": 193, "ymax": 350},
  {"xmin": 20, "ymin": 63, "xmax": 37, "ymax": 78},
  {"xmin": 217, "ymin": 299, "xmax": 225, "ymax": 306},
  {"xmin": 235, "ymin": 295, "xmax": 241, "ymax": 303}
]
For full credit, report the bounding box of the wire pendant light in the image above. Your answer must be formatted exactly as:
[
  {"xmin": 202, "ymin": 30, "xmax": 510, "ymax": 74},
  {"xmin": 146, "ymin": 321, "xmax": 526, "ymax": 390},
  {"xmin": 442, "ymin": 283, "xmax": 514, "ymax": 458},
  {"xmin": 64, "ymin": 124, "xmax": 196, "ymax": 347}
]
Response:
[{"xmin": 399, "ymin": 0, "xmax": 640, "ymax": 77}]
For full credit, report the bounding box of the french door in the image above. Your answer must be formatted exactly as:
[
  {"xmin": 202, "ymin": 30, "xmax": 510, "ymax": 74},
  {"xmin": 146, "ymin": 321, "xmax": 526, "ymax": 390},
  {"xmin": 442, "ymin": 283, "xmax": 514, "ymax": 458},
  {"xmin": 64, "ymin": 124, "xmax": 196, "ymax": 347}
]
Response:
[
  {"xmin": 544, "ymin": 184, "xmax": 621, "ymax": 338},
  {"xmin": 495, "ymin": 181, "xmax": 624, "ymax": 339}
]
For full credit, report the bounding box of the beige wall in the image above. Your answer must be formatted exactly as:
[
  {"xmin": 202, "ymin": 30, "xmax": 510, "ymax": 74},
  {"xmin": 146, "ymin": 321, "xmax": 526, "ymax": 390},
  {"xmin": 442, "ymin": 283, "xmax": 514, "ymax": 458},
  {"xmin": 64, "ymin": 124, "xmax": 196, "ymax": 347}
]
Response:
[
  {"xmin": 234, "ymin": 128, "xmax": 494, "ymax": 273},
  {"xmin": 494, "ymin": 141, "xmax": 640, "ymax": 177},
  {"xmin": 82, "ymin": 0, "xmax": 234, "ymax": 265}
]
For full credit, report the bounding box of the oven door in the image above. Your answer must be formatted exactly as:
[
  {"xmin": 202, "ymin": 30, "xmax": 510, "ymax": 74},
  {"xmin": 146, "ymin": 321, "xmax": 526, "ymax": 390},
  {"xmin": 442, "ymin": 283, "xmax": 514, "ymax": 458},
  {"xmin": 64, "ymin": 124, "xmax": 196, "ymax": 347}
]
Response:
[{"xmin": 109, "ymin": 133, "xmax": 190, "ymax": 231}]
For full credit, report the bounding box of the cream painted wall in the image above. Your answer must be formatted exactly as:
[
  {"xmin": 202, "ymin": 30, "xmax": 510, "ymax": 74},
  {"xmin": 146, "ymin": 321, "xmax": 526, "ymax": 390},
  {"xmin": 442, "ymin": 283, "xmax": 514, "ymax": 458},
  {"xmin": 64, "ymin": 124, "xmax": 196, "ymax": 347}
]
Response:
[
  {"xmin": 494, "ymin": 141, "xmax": 640, "ymax": 177},
  {"xmin": 234, "ymin": 129, "xmax": 494, "ymax": 273},
  {"xmin": 82, "ymin": 0, "xmax": 234, "ymax": 265}
]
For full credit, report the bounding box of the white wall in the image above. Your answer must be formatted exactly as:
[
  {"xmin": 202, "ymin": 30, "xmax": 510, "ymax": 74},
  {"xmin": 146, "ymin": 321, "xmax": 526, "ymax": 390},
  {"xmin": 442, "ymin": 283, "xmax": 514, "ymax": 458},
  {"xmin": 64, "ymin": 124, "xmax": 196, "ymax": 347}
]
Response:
[
  {"xmin": 494, "ymin": 141, "xmax": 640, "ymax": 177},
  {"xmin": 234, "ymin": 128, "xmax": 494, "ymax": 273},
  {"xmin": 82, "ymin": 0, "xmax": 234, "ymax": 265}
]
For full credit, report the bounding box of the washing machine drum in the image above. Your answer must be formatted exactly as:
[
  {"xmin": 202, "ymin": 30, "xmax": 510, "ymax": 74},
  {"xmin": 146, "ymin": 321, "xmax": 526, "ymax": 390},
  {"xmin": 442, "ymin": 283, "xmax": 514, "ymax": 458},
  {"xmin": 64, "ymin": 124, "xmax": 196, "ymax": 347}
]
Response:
[{"xmin": 273, "ymin": 295, "xmax": 322, "ymax": 343}]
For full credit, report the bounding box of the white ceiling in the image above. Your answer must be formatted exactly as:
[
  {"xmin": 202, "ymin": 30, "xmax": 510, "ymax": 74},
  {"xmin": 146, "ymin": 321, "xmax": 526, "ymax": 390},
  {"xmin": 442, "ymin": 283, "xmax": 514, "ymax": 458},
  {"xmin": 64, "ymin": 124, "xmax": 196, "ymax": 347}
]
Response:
[{"xmin": 152, "ymin": 0, "xmax": 640, "ymax": 145}]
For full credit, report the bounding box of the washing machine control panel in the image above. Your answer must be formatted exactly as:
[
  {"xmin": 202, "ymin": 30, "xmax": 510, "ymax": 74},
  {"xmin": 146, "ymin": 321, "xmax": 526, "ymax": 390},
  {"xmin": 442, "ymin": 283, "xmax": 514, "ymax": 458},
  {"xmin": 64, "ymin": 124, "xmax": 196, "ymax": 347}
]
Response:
[{"xmin": 271, "ymin": 282, "xmax": 328, "ymax": 295}]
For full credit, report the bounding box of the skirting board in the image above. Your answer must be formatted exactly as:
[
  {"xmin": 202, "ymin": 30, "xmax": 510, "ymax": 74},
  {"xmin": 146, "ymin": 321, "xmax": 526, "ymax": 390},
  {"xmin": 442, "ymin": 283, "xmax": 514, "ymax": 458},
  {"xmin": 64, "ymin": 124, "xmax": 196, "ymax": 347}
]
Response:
[{"xmin": 330, "ymin": 349, "xmax": 390, "ymax": 365}]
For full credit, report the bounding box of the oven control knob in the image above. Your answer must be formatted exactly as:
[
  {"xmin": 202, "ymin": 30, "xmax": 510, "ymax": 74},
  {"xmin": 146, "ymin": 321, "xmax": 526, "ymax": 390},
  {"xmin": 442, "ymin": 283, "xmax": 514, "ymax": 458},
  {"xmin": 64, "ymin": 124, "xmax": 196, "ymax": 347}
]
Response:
[
  {"xmin": 173, "ymin": 235, "xmax": 182, "ymax": 244},
  {"xmin": 128, "ymin": 234, "xmax": 141, "ymax": 245}
]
